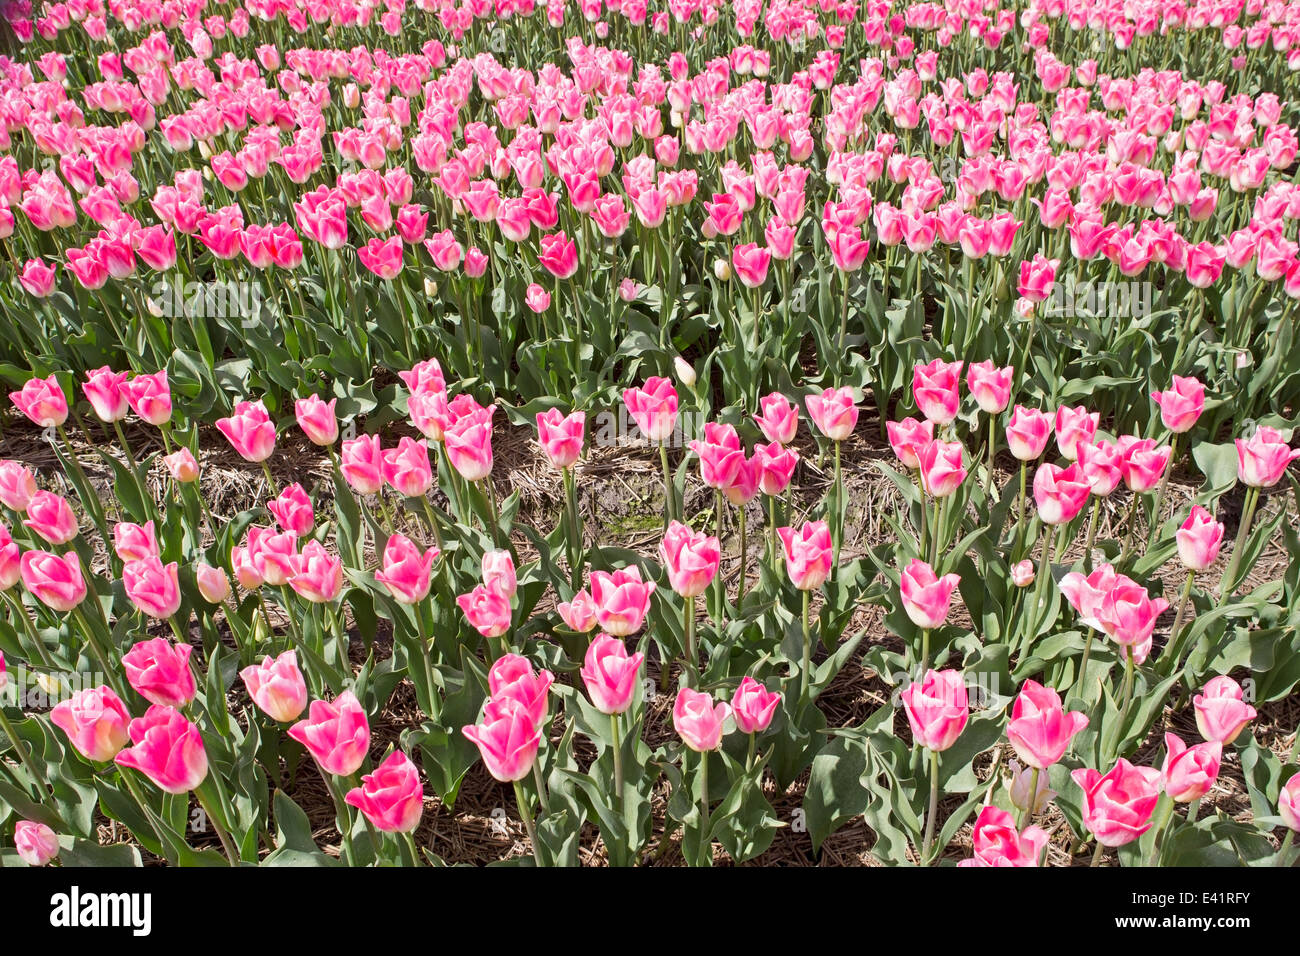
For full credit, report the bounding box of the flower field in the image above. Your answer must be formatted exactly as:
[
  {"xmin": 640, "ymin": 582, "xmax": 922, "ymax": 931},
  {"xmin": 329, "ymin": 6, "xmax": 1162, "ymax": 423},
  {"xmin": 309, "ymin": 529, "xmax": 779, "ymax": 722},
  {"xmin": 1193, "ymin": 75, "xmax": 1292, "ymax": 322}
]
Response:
[{"xmin": 0, "ymin": 0, "xmax": 1299, "ymax": 870}]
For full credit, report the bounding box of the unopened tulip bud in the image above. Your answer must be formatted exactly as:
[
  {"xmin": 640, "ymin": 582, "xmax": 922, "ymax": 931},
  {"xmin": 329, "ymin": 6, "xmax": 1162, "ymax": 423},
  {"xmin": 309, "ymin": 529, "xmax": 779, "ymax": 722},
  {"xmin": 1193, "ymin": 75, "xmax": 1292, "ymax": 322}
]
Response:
[
  {"xmin": 1011, "ymin": 559, "xmax": 1035, "ymax": 587},
  {"xmin": 713, "ymin": 258, "xmax": 731, "ymax": 281},
  {"xmin": 1008, "ymin": 759, "xmax": 1056, "ymax": 814},
  {"xmin": 674, "ymin": 356, "xmax": 696, "ymax": 387},
  {"xmin": 196, "ymin": 563, "xmax": 230, "ymax": 603}
]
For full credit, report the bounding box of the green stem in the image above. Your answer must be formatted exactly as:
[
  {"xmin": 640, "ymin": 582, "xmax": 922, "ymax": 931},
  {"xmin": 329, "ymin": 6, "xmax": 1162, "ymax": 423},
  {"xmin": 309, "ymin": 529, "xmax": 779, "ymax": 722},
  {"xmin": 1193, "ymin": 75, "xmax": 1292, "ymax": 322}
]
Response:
[
  {"xmin": 922, "ymin": 748, "xmax": 940, "ymax": 865},
  {"xmin": 737, "ymin": 506, "xmax": 747, "ymax": 604},
  {"xmin": 800, "ymin": 589, "xmax": 812, "ymax": 700},
  {"xmin": 1218, "ymin": 485, "xmax": 1260, "ymax": 596},
  {"xmin": 0, "ymin": 707, "xmax": 48, "ymax": 796},
  {"xmin": 1018, "ymin": 767, "xmax": 1040, "ymax": 831},
  {"xmin": 1277, "ymin": 830, "xmax": 1295, "ymax": 867},
  {"xmin": 513, "ymin": 778, "xmax": 543, "ymax": 867},
  {"xmin": 195, "ymin": 785, "xmax": 240, "ymax": 866},
  {"xmin": 1146, "ymin": 434, "xmax": 1177, "ymax": 548},
  {"xmin": 685, "ymin": 593, "xmax": 697, "ymax": 686},
  {"xmin": 610, "ymin": 712, "xmax": 623, "ymax": 815},
  {"xmin": 659, "ymin": 441, "xmax": 676, "ymax": 526},
  {"xmin": 698, "ymin": 748, "xmax": 711, "ymax": 861}
]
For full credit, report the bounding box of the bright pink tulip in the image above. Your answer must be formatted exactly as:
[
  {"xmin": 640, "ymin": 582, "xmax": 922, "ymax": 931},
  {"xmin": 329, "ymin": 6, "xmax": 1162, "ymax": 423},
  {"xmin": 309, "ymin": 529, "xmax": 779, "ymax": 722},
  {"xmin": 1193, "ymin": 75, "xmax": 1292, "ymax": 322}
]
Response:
[
  {"xmin": 732, "ymin": 242, "xmax": 771, "ymax": 288},
  {"xmin": 9, "ymin": 375, "xmax": 67, "ymax": 428},
  {"xmin": 901, "ymin": 669, "xmax": 968, "ymax": 752},
  {"xmin": 965, "ymin": 360, "xmax": 1014, "ymax": 414},
  {"xmin": 381, "ymin": 437, "xmax": 433, "ymax": 499},
  {"xmin": 754, "ymin": 441, "xmax": 799, "ymax": 496},
  {"xmin": 113, "ymin": 521, "xmax": 158, "ymax": 562},
  {"xmin": 289, "ymin": 542, "xmax": 343, "ymax": 603},
  {"xmin": 444, "ymin": 405, "xmax": 495, "ymax": 482},
  {"xmin": 482, "ymin": 550, "xmax": 517, "ymax": 601},
  {"xmin": 122, "ymin": 637, "xmax": 195, "ymax": 708},
  {"xmin": 0, "ymin": 461, "xmax": 37, "ymax": 511},
  {"xmin": 1151, "ymin": 376, "xmax": 1205, "ymax": 434},
  {"xmin": 195, "ymin": 563, "xmax": 230, "ymax": 603},
  {"xmin": 778, "ymin": 520, "xmax": 834, "ymax": 590},
  {"xmin": 1279, "ymin": 773, "xmax": 1300, "ymax": 831},
  {"xmin": 806, "ymin": 386, "xmax": 859, "ymax": 441},
  {"xmin": 122, "ymin": 557, "xmax": 182, "ymax": 619},
  {"xmin": 341, "ymin": 435, "xmax": 384, "ymax": 495},
  {"xmin": 1177, "ymin": 506, "xmax": 1224, "ymax": 570},
  {"xmin": 1161, "ymin": 732, "xmax": 1222, "ymax": 803},
  {"xmin": 358, "ymin": 236, "xmax": 403, "ymax": 279},
  {"xmin": 1098, "ymin": 577, "xmax": 1169, "ymax": 657},
  {"xmin": 50, "ymin": 685, "xmax": 131, "ymax": 762},
  {"xmin": 24, "ymin": 490, "xmax": 78, "ymax": 545},
  {"xmin": 887, "ymin": 417, "xmax": 934, "ymax": 470},
  {"xmin": 1193, "ymin": 676, "xmax": 1257, "ymax": 746},
  {"xmin": 536, "ymin": 408, "xmax": 585, "ymax": 469},
  {"xmin": 462, "ymin": 696, "xmax": 542, "ymax": 782},
  {"xmin": 899, "ymin": 559, "xmax": 960, "ymax": 630},
  {"xmin": 268, "ymin": 483, "xmax": 314, "ymax": 536},
  {"xmin": 216, "ymin": 400, "xmax": 277, "ymax": 463},
  {"xmin": 730, "ymin": 676, "xmax": 781, "ymax": 734},
  {"xmin": 1071, "ymin": 759, "xmax": 1162, "ymax": 847},
  {"xmin": 123, "ymin": 371, "xmax": 172, "ymax": 426},
  {"xmin": 918, "ymin": 439, "xmax": 967, "ymax": 498},
  {"xmin": 958, "ymin": 806, "xmax": 1048, "ymax": 867},
  {"xmin": 557, "ymin": 590, "xmax": 599, "ymax": 632},
  {"xmin": 689, "ymin": 422, "xmax": 744, "ymax": 490},
  {"xmin": 14, "ymin": 821, "xmax": 59, "ymax": 866},
  {"xmin": 659, "ymin": 521, "xmax": 720, "ymax": 598},
  {"xmin": 1033, "ymin": 462, "xmax": 1090, "ymax": 525},
  {"xmin": 163, "ymin": 448, "xmax": 199, "ymax": 483},
  {"xmin": 247, "ymin": 526, "xmax": 298, "ymax": 587},
  {"xmin": 1054, "ymin": 406, "xmax": 1099, "ymax": 461},
  {"xmin": 912, "ymin": 359, "xmax": 962, "ymax": 425},
  {"xmin": 1118, "ymin": 437, "xmax": 1171, "ymax": 493},
  {"xmin": 1059, "ymin": 564, "xmax": 1120, "ymax": 631},
  {"xmin": 240, "ymin": 650, "xmax": 308, "ymax": 723},
  {"xmin": 1005, "ymin": 406, "xmax": 1051, "ymax": 461},
  {"xmin": 83, "ymin": 366, "xmax": 129, "ymax": 422},
  {"xmin": 288, "ymin": 691, "xmax": 370, "ymax": 777},
  {"xmin": 0, "ymin": 527, "xmax": 18, "ymax": 590},
  {"xmin": 580, "ymin": 634, "xmax": 645, "ymax": 716},
  {"xmin": 345, "ymin": 750, "xmax": 424, "ymax": 833},
  {"xmin": 457, "ymin": 584, "xmax": 512, "ymax": 638},
  {"xmin": 295, "ymin": 395, "xmax": 339, "ymax": 445},
  {"xmin": 375, "ymin": 534, "xmax": 438, "ymax": 604},
  {"xmin": 1006, "ymin": 681, "xmax": 1089, "ymax": 769},
  {"xmin": 753, "ymin": 392, "xmax": 799, "ymax": 444},
  {"xmin": 115, "ymin": 705, "xmax": 209, "ymax": 794},
  {"xmin": 1077, "ymin": 440, "xmax": 1124, "ymax": 497},
  {"xmin": 20, "ymin": 550, "xmax": 86, "ymax": 612},
  {"xmin": 673, "ymin": 688, "xmax": 731, "ymax": 752},
  {"xmin": 623, "ymin": 377, "xmax": 679, "ymax": 443},
  {"xmin": 1235, "ymin": 426, "xmax": 1300, "ymax": 487},
  {"xmin": 589, "ymin": 566, "xmax": 657, "ymax": 636}
]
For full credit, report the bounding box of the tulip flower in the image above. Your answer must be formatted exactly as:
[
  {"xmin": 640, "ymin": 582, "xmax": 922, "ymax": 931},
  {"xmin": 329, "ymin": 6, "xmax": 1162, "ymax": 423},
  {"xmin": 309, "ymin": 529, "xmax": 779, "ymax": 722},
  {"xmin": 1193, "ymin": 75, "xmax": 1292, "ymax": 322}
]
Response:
[
  {"xmin": 1193, "ymin": 676, "xmax": 1257, "ymax": 746},
  {"xmin": 581, "ymin": 634, "xmax": 645, "ymax": 716},
  {"xmin": 903, "ymin": 668, "xmax": 968, "ymax": 864},
  {"xmin": 288, "ymin": 691, "xmax": 370, "ymax": 777},
  {"xmin": 589, "ymin": 566, "xmax": 656, "ymax": 637},
  {"xmin": 345, "ymin": 750, "xmax": 424, "ymax": 833},
  {"xmin": 912, "ymin": 359, "xmax": 963, "ymax": 426},
  {"xmin": 374, "ymin": 534, "xmax": 438, "ymax": 605},
  {"xmin": 957, "ymin": 806, "xmax": 1048, "ymax": 867},
  {"xmin": 1006, "ymin": 681, "xmax": 1089, "ymax": 771},
  {"xmin": 122, "ymin": 557, "xmax": 182, "ymax": 620},
  {"xmin": 50, "ymin": 686, "xmax": 131, "ymax": 762},
  {"xmin": 457, "ymin": 584, "xmax": 513, "ymax": 640},
  {"xmin": 1279, "ymin": 773, "xmax": 1300, "ymax": 833},
  {"xmin": 122, "ymin": 638, "xmax": 196, "ymax": 709},
  {"xmin": 24, "ymin": 490, "xmax": 78, "ymax": 545},
  {"xmin": 462, "ymin": 696, "xmax": 542, "ymax": 783},
  {"xmin": 659, "ymin": 521, "xmax": 720, "ymax": 599},
  {"xmin": 556, "ymin": 590, "xmax": 599, "ymax": 633},
  {"xmin": 1151, "ymin": 376, "xmax": 1205, "ymax": 434},
  {"xmin": 115, "ymin": 705, "xmax": 209, "ymax": 794},
  {"xmin": 1222, "ymin": 426, "xmax": 1300, "ymax": 593},
  {"xmin": 1161, "ymin": 733, "xmax": 1222, "ymax": 804},
  {"xmin": 20, "ymin": 550, "xmax": 87, "ymax": 612},
  {"xmin": 1071, "ymin": 759, "xmax": 1163, "ymax": 849},
  {"xmin": 753, "ymin": 392, "xmax": 799, "ymax": 445},
  {"xmin": 673, "ymin": 688, "xmax": 731, "ymax": 753},
  {"xmin": 9, "ymin": 375, "xmax": 68, "ymax": 428},
  {"xmin": 295, "ymin": 395, "xmax": 339, "ymax": 445},
  {"xmin": 731, "ymin": 676, "xmax": 781, "ymax": 738},
  {"xmin": 240, "ymin": 650, "xmax": 308, "ymax": 723},
  {"xmin": 216, "ymin": 400, "xmax": 277, "ymax": 463}
]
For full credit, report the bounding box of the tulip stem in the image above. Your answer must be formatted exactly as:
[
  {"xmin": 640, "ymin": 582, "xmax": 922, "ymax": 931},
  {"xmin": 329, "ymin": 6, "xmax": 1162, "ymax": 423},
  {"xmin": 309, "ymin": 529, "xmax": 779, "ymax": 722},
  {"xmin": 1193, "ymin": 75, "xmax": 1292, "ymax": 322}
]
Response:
[
  {"xmin": 1018, "ymin": 767, "xmax": 1039, "ymax": 831},
  {"xmin": 659, "ymin": 441, "xmax": 676, "ymax": 526},
  {"xmin": 324, "ymin": 774, "xmax": 357, "ymax": 866},
  {"xmin": 194, "ymin": 786, "xmax": 239, "ymax": 866},
  {"xmin": 1076, "ymin": 627, "xmax": 1097, "ymax": 698},
  {"xmin": 1218, "ymin": 485, "xmax": 1260, "ymax": 597},
  {"xmin": 260, "ymin": 460, "xmax": 277, "ymax": 496},
  {"xmin": 1146, "ymin": 794, "xmax": 1175, "ymax": 867},
  {"xmin": 513, "ymin": 779, "xmax": 543, "ymax": 867},
  {"xmin": 532, "ymin": 759, "xmax": 551, "ymax": 817},
  {"xmin": 738, "ymin": 506, "xmax": 748, "ymax": 604},
  {"xmin": 482, "ymin": 478, "xmax": 504, "ymax": 550},
  {"xmin": 563, "ymin": 467, "xmax": 582, "ymax": 590},
  {"xmin": 929, "ymin": 495, "xmax": 942, "ymax": 566},
  {"xmin": 714, "ymin": 491, "xmax": 726, "ymax": 623},
  {"xmin": 921, "ymin": 748, "xmax": 940, "ymax": 866},
  {"xmin": 767, "ymin": 495, "xmax": 779, "ymax": 570},
  {"xmin": 685, "ymin": 594, "xmax": 697, "ymax": 686},
  {"xmin": 1159, "ymin": 570, "xmax": 1196, "ymax": 676},
  {"xmin": 1090, "ymin": 841, "xmax": 1106, "ymax": 867},
  {"xmin": 610, "ymin": 713, "xmax": 623, "ymax": 815},
  {"xmin": 417, "ymin": 496, "xmax": 445, "ymax": 553},
  {"xmin": 746, "ymin": 731, "xmax": 756, "ymax": 773},
  {"xmin": 917, "ymin": 469, "xmax": 928, "ymax": 560},
  {"xmin": 984, "ymin": 415, "xmax": 996, "ymax": 499},
  {"xmin": 1082, "ymin": 498, "xmax": 1101, "ymax": 571},
  {"xmin": 1186, "ymin": 798, "xmax": 1201, "ymax": 825},
  {"xmin": 800, "ymin": 590, "xmax": 812, "ymax": 700},
  {"xmin": 1119, "ymin": 494, "xmax": 1141, "ymax": 565},
  {"xmin": 832, "ymin": 439, "xmax": 843, "ymax": 564},
  {"xmin": 918, "ymin": 628, "xmax": 931, "ymax": 680},
  {"xmin": 1013, "ymin": 461, "xmax": 1028, "ymax": 560},
  {"xmin": 1277, "ymin": 830, "xmax": 1295, "ymax": 867},
  {"xmin": 1114, "ymin": 646, "xmax": 1135, "ymax": 760},
  {"xmin": 698, "ymin": 749, "xmax": 711, "ymax": 862},
  {"xmin": 1146, "ymin": 434, "xmax": 1177, "ymax": 548},
  {"xmin": 401, "ymin": 831, "xmax": 422, "ymax": 867}
]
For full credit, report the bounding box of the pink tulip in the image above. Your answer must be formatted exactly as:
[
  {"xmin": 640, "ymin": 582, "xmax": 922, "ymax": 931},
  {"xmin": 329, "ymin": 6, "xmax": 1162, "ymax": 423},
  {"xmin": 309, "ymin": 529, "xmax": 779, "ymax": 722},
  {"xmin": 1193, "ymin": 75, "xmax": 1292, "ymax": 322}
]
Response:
[
  {"xmin": 1279, "ymin": 772, "xmax": 1300, "ymax": 832},
  {"xmin": 1009, "ymin": 760, "xmax": 1056, "ymax": 814},
  {"xmin": 268, "ymin": 483, "xmax": 314, "ymax": 537},
  {"xmin": 918, "ymin": 439, "xmax": 967, "ymax": 498},
  {"xmin": 732, "ymin": 242, "xmax": 771, "ymax": 288},
  {"xmin": 806, "ymin": 386, "xmax": 859, "ymax": 441},
  {"xmin": 580, "ymin": 634, "xmax": 645, "ymax": 716},
  {"xmin": 20, "ymin": 550, "xmax": 87, "ymax": 612},
  {"xmin": 375, "ymin": 534, "xmax": 438, "ymax": 605},
  {"xmin": 912, "ymin": 358, "xmax": 963, "ymax": 425},
  {"xmin": 1077, "ymin": 440, "xmax": 1124, "ymax": 497},
  {"xmin": 445, "ymin": 404, "xmax": 495, "ymax": 482},
  {"xmin": 1059, "ymin": 564, "xmax": 1120, "ymax": 630},
  {"xmin": 382, "ymin": 437, "xmax": 434, "ymax": 498},
  {"xmin": 557, "ymin": 590, "xmax": 599, "ymax": 632},
  {"xmin": 589, "ymin": 566, "xmax": 657, "ymax": 636},
  {"xmin": 0, "ymin": 461, "xmax": 37, "ymax": 511},
  {"xmin": 1071, "ymin": 759, "xmax": 1163, "ymax": 847},
  {"xmin": 14, "ymin": 821, "xmax": 59, "ymax": 866},
  {"xmin": 777, "ymin": 520, "xmax": 833, "ymax": 590},
  {"xmin": 689, "ymin": 422, "xmax": 745, "ymax": 490},
  {"xmin": 1193, "ymin": 676, "xmax": 1257, "ymax": 746},
  {"xmin": 288, "ymin": 542, "xmax": 342, "ymax": 604},
  {"xmin": 345, "ymin": 750, "xmax": 424, "ymax": 832},
  {"xmin": 1033, "ymin": 462, "xmax": 1090, "ymax": 525},
  {"xmin": 247, "ymin": 526, "xmax": 298, "ymax": 587},
  {"xmin": 958, "ymin": 806, "xmax": 1048, "ymax": 867},
  {"xmin": 115, "ymin": 705, "xmax": 209, "ymax": 794},
  {"xmin": 83, "ymin": 366, "xmax": 130, "ymax": 422},
  {"xmin": 122, "ymin": 557, "xmax": 182, "ymax": 619},
  {"xmin": 659, "ymin": 521, "xmax": 720, "ymax": 598},
  {"xmin": 341, "ymin": 435, "xmax": 385, "ymax": 495},
  {"xmin": 1011, "ymin": 559, "xmax": 1035, "ymax": 587},
  {"xmin": 730, "ymin": 677, "xmax": 781, "ymax": 734},
  {"xmin": 1177, "ymin": 506, "xmax": 1224, "ymax": 571},
  {"xmin": 753, "ymin": 441, "xmax": 799, "ymax": 496},
  {"xmin": 1151, "ymin": 376, "xmax": 1205, "ymax": 434},
  {"xmin": 123, "ymin": 371, "xmax": 172, "ymax": 426},
  {"xmin": 358, "ymin": 236, "xmax": 403, "ymax": 279},
  {"xmin": 1054, "ymin": 406, "xmax": 1099, "ymax": 461},
  {"xmin": 899, "ymin": 559, "xmax": 960, "ymax": 630},
  {"xmin": 901, "ymin": 669, "xmax": 968, "ymax": 752},
  {"xmin": 524, "ymin": 283, "xmax": 551, "ymax": 313},
  {"xmin": 295, "ymin": 395, "xmax": 339, "ymax": 445},
  {"xmin": 24, "ymin": 490, "xmax": 78, "ymax": 545},
  {"xmin": 622, "ymin": 377, "xmax": 679, "ymax": 442},
  {"xmin": 0, "ymin": 528, "xmax": 18, "ymax": 590},
  {"xmin": 240, "ymin": 650, "xmax": 308, "ymax": 723},
  {"xmin": 163, "ymin": 448, "xmax": 200, "ymax": 483},
  {"xmin": 1118, "ymin": 437, "xmax": 1171, "ymax": 493},
  {"xmin": 113, "ymin": 521, "xmax": 158, "ymax": 562},
  {"xmin": 216, "ymin": 400, "xmax": 277, "ymax": 463},
  {"xmin": 753, "ymin": 392, "xmax": 799, "ymax": 444},
  {"xmin": 288, "ymin": 691, "xmax": 371, "ymax": 777},
  {"xmin": 488, "ymin": 654, "xmax": 554, "ymax": 728},
  {"xmin": 50, "ymin": 685, "xmax": 131, "ymax": 762},
  {"xmin": 1005, "ymin": 406, "xmax": 1051, "ymax": 461},
  {"xmin": 536, "ymin": 408, "xmax": 585, "ymax": 469},
  {"xmin": 1161, "ymin": 732, "xmax": 1222, "ymax": 803},
  {"xmin": 9, "ymin": 375, "xmax": 68, "ymax": 428},
  {"xmin": 462, "ymin": 696, "xmax": 542, "ymax": 782},
  {"xmin": 195, "ymin": 563, "xmax": 230, "ymax": 604},
  {"xmin": 1098, "ymin": 577, "xmax": 1169, "ymax": 658},
  {"xmin": 887, "ymin": 417, "xmax": 935, "ymax": 470},
  {"xmin": 965, "ymin": 361, "xmax": 1014, "ymax": 414},
  {"xmin": 1235, "ymin": 426, "xmax": 1300, "ymax": 487},
  {"xmin": 1006, "ymin": 681, "xmax": 1089, "ymax": 769},
  {"xmin": 457, "ymin": 584, "xmax": 513, "ymax": 638},
  {"xmin": 122, "ymin": 637, "xmax": 195, "ymax": 708},
  {"xmin": 673, "ymin": 688, "xmax": 731, "ymax": 752}
]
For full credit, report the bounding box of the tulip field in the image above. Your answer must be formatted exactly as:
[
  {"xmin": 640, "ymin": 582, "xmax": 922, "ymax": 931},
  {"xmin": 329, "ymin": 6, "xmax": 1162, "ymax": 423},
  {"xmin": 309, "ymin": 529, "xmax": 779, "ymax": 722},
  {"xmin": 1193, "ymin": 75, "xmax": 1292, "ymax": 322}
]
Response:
[{"xmin": 2, "ymin": 0, "xmax": 1300, "ymax": 873}]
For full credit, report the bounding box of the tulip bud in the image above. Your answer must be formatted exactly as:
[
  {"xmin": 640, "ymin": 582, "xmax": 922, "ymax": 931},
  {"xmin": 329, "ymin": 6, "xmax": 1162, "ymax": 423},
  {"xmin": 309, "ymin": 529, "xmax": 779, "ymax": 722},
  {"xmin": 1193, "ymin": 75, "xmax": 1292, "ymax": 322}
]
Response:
[
  {"xmin": 712, "ymin": 258, "xmax": 731, "ymax": 281},
  {"xmin": 196, "ymin": 563, "xmax": 230, "ymax": 603},
  {"xmin": 674, "ymin": 355, "xmax": 697, "ymax": 387},
  {"xmin": 1008, "ymin": 759, "xmax": 1056, "ymax": 814},
  {"xmin": 1011, "ymin": 559, "xmax": 1035, "ymax": 587}
]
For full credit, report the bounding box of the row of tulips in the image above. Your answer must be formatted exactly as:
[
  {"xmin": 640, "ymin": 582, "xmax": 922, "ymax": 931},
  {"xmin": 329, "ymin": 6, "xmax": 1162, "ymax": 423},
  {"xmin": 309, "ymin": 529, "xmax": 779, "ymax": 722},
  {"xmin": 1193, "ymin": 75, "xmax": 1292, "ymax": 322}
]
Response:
[{"xmin": 0, "ymin": 343, "xmax": 1297, "ymax": 864}]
